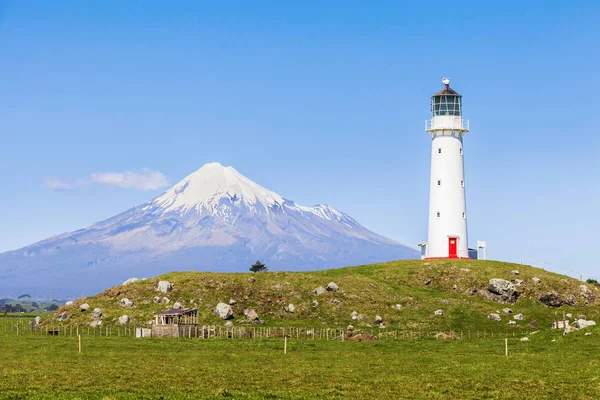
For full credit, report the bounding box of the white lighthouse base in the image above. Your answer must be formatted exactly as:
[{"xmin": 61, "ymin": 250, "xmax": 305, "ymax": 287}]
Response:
[{"xmin": 417, "ymin": 242, "xmax": 472, "ymax": 260}]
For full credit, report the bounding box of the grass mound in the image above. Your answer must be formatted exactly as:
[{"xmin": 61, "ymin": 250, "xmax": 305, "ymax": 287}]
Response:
[{"xmin": 49, "ymin": 260, "xmax": 600, "ymax": 332}]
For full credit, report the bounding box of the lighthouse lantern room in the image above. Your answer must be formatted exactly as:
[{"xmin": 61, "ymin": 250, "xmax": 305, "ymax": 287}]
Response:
[{"xmin": 420, "ymin": 78, "xmax": 470, "ymax": 259}]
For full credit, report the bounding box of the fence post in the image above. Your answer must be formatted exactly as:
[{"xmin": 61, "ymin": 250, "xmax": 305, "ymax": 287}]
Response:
[{"xmin": 505, "ymin": 338, "xmax": 508, "ymax": 357}]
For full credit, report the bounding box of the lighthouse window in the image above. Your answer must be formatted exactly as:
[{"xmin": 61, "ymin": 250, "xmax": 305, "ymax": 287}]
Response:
[
  {"xmin": 461, "ymin": 180, "xmax": 464, "ymax": 188},
  {"xmin": 462, "ymin": 212, "xmax": 466, "ymax": 219},
  {"xmin": 438, "ymin": 148, "xmax": 442, "ymax": 154},
  {"xmin": 433, "ymin": 95, "xmax": 462, "ymax": 116},
  {"xmin": 436, "ymin": 212, "xmax": 441, "ymax": 218},
  {"xmin": 460, "ymin": 148, "xmax": 463, "ymax": 155},
  {"xmin": 437, "ymin": 180, "xmax": 441, "ymax": 186}
]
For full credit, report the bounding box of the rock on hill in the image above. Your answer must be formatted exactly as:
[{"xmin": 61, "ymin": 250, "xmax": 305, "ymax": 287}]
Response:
[
  {"xmin": 0, "ymin": 163, "xmax": 418, "ymax": 298},
  {"xmin": 49, "ymin": 260, "xmax": 600, "ymax": 333}
]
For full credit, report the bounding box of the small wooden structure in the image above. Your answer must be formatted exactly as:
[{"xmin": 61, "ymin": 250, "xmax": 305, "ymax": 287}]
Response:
[{"xmin": 151, "ymin": 308, "xmax": 199, "ymax": 338}]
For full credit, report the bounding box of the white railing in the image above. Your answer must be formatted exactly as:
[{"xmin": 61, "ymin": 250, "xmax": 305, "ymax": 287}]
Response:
[{"xmin": 425, "ymin": 118, "xmax": 469, "ymax": 132}]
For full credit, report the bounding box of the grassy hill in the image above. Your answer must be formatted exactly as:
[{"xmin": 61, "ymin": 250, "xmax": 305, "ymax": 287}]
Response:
[{"xmin": 50, "ymin": 259, "xmax": 600, "ymax": 332}]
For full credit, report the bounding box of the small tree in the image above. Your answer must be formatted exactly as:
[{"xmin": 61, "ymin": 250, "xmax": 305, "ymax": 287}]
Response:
[{"xmin": 250, "ymin": 260, "xmax": 267, "ymax": 273}]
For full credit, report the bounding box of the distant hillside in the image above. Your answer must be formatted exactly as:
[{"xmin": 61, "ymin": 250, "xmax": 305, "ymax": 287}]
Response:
[{"xmin": 49, "ymin": 260, "xmax": 599, "ymax": 332}]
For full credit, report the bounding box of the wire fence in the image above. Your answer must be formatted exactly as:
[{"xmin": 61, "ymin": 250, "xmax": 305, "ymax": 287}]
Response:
[
  {"xmin": 517, "ymin": 257, "xmax": 586, "ymax": 282},
  {"xmin": 0, "ymin": 317, "xmax": 534, "ymax": 341}
]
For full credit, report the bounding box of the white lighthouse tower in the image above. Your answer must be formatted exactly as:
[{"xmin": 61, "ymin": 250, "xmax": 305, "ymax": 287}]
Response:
[{"xmin": 420, "ymin": 78, "xmax": 470, "ymax": 259}]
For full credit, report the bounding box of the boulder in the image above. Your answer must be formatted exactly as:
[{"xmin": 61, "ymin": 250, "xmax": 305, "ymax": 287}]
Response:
[
  {"xmin": 90, "ymin": 320, "xmax": 102, "ymax": 328},
  {"xmin": 351, "ymin": 311, "xmax": 359, "ymax": 320},
  {"xmin": 80, "ymin": 303, "xmax": 90, "ymax": 312},
  {"xmin": 424, "ymin": 279, "xmax": 432, "ymax": 286},
  {"xmin": 563, "ymin": 325, "xmax": 577, "ymax": 334},
  {"xmin": 173, "ymin": 302, "xmax": 183, "ymax": 309},
  {"xmin": 539, "ymin": 292, "xmax": 563, "ymax": 307},
  {"xmin": 508, "ymin": 320, "xmax": 517, "ymax": 325},
  {"xmin": 122, "ymin": 277, "xmax": 139, "ymax": 285},
  {"xmin": 423, "ymin": 262, "xmax": 431, "ymax": 266},
  {"xmin": 435, "ymin": 332, "xmax": 456, "ymax": 340},
  {"xmin": 460, "ymin": 268, "xmax": 470, "ymax": 272},
  {"xmin": 65, "ymin": 301, "xmax": 74, "ymax": 306},
  {"xmin": 244, "ymin": 309, "xmax": 259, "ymax": 321},
  {"xmin": 575, "ymin": 319, "xmax": 596, "ymax": 329},
  {"xmin": 503, "ymin": 308, "xmax": 513, "ymax": 314},
  {"xmin": 156, "ymin": 281, "xmax": 173, "ymax": 293},
  {"xmin": 163, "ymin": 297, "xmax": 170, "ymax": 305},
  {"xmin": 566, "ymin": 313, "xmax": 573, "ymax": 319},
  {"xmin": 585, "ymin": 332, "xmax": 593, "ymax": 336},
  {"xmin": 331, "ymin": 299, "xmax": 341, "ymax": 305},
  {"xmin": 228, "ymin": 299, "xmax": 237, "ymax": 305},
  {"xmin": 312, "ymin": 300, "xmax": 319, "ymax": 307},
  {"xmin": 34, "ymin": 316, "xmax": 42, "ymax": 325},
  {"xmin": 520, "ymin": 337, "xmax": 529, "ymax": 342},
  {"xmin": 215, "ymin": 303, "xmax": 233, "ymax": 320},
  {"xmin": 314, "ymin": 287, "xmax": 326, "ymax": 295},
  {"xmin": 287, "ymin": 304, "xmax": 295, "ymax": 313},
  {"xmin": 153, "ymin": 296, "xmax": 162, "ymax": 304},
  {"xmin": 434, "ymin": 309, "xmax": 443, "ymax": 316},
  {"xmin": 532, "ymin": 277, "xmax": 541, "ymax": 284},
  {"xmin": 395, "ymin": 304, "xmax": 402, "ymax": 311},
  {"xmin": 488, "ymin": 278, "xmax": 517, "ymax": 302},
  {"xmin": 374, "ymin": 315, "xmax": 383, "ymax": 324},
  {"xmin": 488, "ymin": 313, "xmax": 502, "ymax": 322},
  {"xmin": 580, "ymin": 284, "xmax": 590, "ymax": 294},
  {"xmin": 513, "ymin": 313, "xmax": 524, "ymax": 321},
  {"xmin": 224, "ymin": 321, "xmax": 233, "ymax": 327},
  {"xmin": 347, "ymin": 325, "xmax": 355, "ymax": 331},
  {"xmin": 452, "ymin": 285, "xmax": 457, "ymax": 290},
  {"xmin": 119, "ymin": 315, "xmax": 130, "ymax": 325},
  {"xmin": 119, "ymin": 298, "xmax": 134, "ymax": 308},
  {"xmin": 92, "ymin": 308, "xmax": 102, "ymax": 319},
  {"xmin": 511, "ymin": 270, "xmax": 520, "ymax": 275},
  {"xmin": 564, "ymin": 295, "xmax": 578, "ymax": 306},
  {"xmin": 326, "ymin": 282, "xmax": 339, "ymax": 292},
  {"xmin": 529, "ymin": 321, "xmax": 539, "ymax": 328},
  {"xmin": 514, "ymin": 279, "xmax": 524, "ymax": 286}
]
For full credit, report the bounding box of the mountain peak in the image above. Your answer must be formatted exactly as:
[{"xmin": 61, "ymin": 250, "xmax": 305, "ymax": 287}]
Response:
[{"xmin": 152, "ymin": 163, "xmax": 284, "ymax": 214}]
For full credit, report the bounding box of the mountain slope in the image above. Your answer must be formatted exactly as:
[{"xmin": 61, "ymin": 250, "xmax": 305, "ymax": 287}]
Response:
[{"xmin": 0, "ymin": 163, "xmax": 418, "ymax": 298}]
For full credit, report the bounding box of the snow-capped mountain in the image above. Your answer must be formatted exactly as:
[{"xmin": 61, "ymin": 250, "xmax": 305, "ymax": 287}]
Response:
[{"xmin": 0, "ymin": 163, "xmax": 418, "ymax": 297}]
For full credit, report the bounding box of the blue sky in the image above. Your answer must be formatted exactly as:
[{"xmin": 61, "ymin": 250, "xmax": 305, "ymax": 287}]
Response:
[{"xmin": 0, "ymin": 1, "xmax": 599, "ymax": 278}]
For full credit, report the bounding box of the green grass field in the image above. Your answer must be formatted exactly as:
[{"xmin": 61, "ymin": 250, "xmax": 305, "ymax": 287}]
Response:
[
  {"xmin": 1, "ymin": 327, "xmax": 599, "ymax": 399},
  {"xmin": 4, "ymin": 260, "xmax": 600, "ymax": 399}
]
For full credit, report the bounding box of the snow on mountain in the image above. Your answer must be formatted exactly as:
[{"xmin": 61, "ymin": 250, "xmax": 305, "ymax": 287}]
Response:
[
  {"xmin": 152, "ymin": 162, "xmax": 285, "ymax": 214},
  {"xmin": 0, "ymin": 163, "xmax": 419, "ymax": 298}
]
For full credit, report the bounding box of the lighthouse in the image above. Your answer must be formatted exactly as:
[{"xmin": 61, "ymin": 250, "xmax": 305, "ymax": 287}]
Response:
[{"xmin": 420, "ymin": 78, "xmax": 470, "ymax": 259}]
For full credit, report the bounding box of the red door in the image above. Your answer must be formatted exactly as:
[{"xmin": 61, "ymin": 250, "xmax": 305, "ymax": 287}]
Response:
[{"xmin": 448, "ymin": 238, "xmax": 458, "ymax": 258}]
